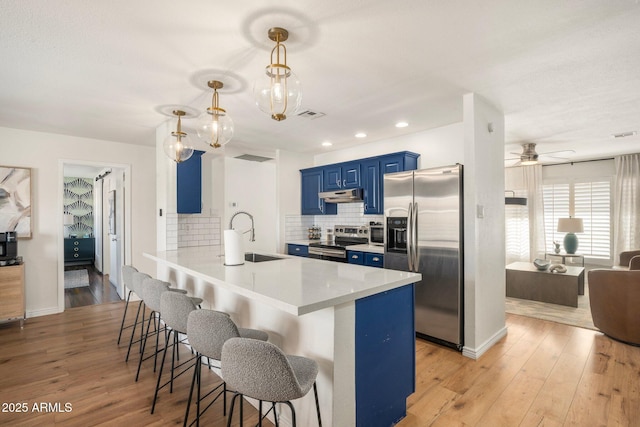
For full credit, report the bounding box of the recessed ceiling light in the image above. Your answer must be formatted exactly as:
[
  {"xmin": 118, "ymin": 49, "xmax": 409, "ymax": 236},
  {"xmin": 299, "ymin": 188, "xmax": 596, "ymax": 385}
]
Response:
[
  {"xmin": 395, "ymin": 121, "xmax": 408, "ymax": 128},
  {"xmin": 321, "ymin": 141, "xmax": 332, "ymax": 147},
  {"xmin": 611, "ymin": 131, "xmax": 637, "ymax": 138},
  {"xmin": 355, "ymin": 132, "xmax": 367, "ymax": 138}
]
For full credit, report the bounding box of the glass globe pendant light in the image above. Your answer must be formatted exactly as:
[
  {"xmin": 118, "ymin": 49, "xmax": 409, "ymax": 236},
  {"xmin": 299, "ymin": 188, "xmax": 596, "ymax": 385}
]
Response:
[
  {"xmin": 196, "ymin": 80, "xmax": 234, "ymax": 148},
  {"xmin": 163, "ymin": 110, "xmax": 195, "ymax": 163},
  {"xmin": 253, "ymin": 27, "xmax": 302, "ymax": 121}
]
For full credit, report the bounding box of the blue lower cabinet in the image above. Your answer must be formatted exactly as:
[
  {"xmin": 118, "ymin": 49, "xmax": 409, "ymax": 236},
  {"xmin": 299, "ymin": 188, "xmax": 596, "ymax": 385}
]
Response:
[
  {"xmin": 287, "ymin": 244, "xmax": 308, "ymax": 257},
  {"xmin": 355, "ymin": 284, "xmax": 415, "ymax": 426},
  {"xmin": 348, "ymin": 251, "xmax": 364, "ymax": 265},
  {"xmin": 364, "ymin": 252, "xmax": 384, "ymax": 268}
]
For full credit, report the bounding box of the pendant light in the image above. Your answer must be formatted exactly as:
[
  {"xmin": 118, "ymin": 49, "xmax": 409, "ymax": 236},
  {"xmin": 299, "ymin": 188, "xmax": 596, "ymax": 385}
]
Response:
[
  {"xmin": 253, "ymin": 27, "xmax": 302, "ymax": 121},
  {"xmin": 163, "ymin": 110, "xmax": 195, "ymax": 163},
  {"xmin": 196, "ymin": 80, "xmax": 234, "ymax": 148}
]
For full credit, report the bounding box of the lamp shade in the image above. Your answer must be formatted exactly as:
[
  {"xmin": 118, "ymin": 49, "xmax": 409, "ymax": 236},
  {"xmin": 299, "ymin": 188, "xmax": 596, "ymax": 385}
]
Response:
[{"xmin": 557, "ymin": 218, "xmax": 583, "ymax": 233}]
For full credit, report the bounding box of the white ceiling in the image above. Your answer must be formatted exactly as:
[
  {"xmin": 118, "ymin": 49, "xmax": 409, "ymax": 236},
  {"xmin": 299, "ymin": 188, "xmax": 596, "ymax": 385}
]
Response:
[{"xmin": 2, "ymin": 1, "xmax": 639, "ymax": 162}]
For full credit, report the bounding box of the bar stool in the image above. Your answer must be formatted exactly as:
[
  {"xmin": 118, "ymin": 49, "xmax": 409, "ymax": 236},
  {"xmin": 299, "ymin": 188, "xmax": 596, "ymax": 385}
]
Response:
[
  {"xmin": 135, "ymin": 278, "xmax": 170, "ymax": 381},
  {"xmin": 151, "ymin": 291, "xmax": 200, "ymax": 414},
  {"xmin": 221, "ymin": 338, "xmax": 322, "ymax": 427},
  {"xmin": 117, "ymin": 265, "xmax": 138, "ymax": 345},
  {"xmin": 184, "ymin": 310, "xmax": 268, "ymax": 427}
]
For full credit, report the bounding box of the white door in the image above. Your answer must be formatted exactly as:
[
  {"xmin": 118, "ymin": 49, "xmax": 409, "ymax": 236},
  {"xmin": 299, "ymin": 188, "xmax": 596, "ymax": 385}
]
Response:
[{"xmin": 107, "ymin": 171, "xmax": 124, "ymax": 298}]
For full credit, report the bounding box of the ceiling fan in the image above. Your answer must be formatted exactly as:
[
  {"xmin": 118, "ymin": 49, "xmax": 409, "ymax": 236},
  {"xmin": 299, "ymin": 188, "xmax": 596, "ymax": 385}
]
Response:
[{"xmin": 506, "ymin": 142, "xmax": 575, "ymax": 166}]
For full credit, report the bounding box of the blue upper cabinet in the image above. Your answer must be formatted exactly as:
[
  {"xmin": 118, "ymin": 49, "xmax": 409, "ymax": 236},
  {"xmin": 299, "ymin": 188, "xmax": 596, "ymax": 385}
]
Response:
[
  {"xmin": 177, "ymin": 150, "xmax": 205, "ymax": 214},
  {"xmin": 300, "ymin": 151, "xmax": 419, "ymax": 216},
  {"xmin": 301, "ymin": 168, "xmax": 337, "ymax": 215},
  {"xmin": 323, "ymin": 162, "xmax": 361, "ymax": 190},
  {"xmin": 361, "ymin": 159, "xmax": 381, "ymax": 214}
]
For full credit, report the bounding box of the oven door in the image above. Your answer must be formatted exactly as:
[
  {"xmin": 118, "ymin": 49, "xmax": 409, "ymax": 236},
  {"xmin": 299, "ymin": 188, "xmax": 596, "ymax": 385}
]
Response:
[{"xmin": 308, "ymin": 246, "xmax": 348, "ymax": 262}]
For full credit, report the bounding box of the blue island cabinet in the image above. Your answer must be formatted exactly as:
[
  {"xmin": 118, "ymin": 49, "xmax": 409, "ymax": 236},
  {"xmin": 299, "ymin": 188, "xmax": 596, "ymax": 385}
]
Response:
[
  {"xmin": 177, "ymin": 150, "xmax": 205, "ymax": 214},
  {"xmin": 355, "ymin": 284, "xmax": 415, "ymax": 426}
]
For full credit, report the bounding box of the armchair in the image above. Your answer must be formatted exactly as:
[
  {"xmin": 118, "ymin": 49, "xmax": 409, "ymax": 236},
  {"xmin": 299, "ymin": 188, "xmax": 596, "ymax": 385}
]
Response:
[
  {"xmin": 588, "ymin": 268, "xmax": 640, "ymax": 346},
  {"xmin": 619, "ymin": 250, "xmax": 640, "ymax": 269}
]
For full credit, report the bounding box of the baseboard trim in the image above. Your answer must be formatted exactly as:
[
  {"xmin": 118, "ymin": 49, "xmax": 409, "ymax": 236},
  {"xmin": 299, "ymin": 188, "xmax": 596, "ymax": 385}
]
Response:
[
  {"xmin": 27, "ymin": 306, "xmax": 62, "ymax": 318},
  {"xmin": 462, "ymin": 326, "xmax": 508, "ymax": 360}
]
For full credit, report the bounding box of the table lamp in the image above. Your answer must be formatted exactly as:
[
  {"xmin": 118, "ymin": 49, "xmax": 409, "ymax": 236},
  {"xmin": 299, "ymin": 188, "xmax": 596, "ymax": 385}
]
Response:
[{"xmin": 557, "ymin": 217, "xmax": 583, "ymax": 254}]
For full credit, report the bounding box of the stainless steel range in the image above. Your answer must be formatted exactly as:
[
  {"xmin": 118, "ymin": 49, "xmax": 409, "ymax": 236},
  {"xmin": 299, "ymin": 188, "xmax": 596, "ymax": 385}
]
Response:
[{"xmin": 308, "ymin": 225, "xmax": 369, "ymax": 262}]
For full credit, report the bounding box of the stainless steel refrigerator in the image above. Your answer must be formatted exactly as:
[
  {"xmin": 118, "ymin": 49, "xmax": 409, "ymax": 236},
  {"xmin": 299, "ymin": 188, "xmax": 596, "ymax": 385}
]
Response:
[{"xmin": 384, "ymin": 164, "xmax": 463, "ymax": 350}]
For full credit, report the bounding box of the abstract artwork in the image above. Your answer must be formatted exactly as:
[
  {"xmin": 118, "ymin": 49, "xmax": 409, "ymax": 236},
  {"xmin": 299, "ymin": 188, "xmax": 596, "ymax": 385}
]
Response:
[{"xmin": 0, "ymin": 166, "xmax": 32, "ymax": 239}]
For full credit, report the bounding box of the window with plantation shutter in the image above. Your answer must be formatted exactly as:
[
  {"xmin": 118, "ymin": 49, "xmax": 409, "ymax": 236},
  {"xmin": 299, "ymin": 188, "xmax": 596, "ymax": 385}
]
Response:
[{"xmin": 543, "ymin": 180, "xmax": 611, "ymax": 259}]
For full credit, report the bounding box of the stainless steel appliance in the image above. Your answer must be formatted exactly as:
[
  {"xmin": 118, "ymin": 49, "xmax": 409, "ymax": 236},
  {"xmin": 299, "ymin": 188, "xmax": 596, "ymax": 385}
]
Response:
[
  {"xmin": 308, "ymin": 225, "xmax": 368, "ymax": 262},
  {"xmin": 0, "ymin": 231, "xmax": 18, "ymax": 261},
  {"xmin": 318, "ymin": 188, "xmax": 363, "ymax": 203},
  {"xmin": 384, "ymin": 164, "xmax": 464, "ymax": 350},
  {"xmin": 368, "ymin": 222, "xmax": 384, "ymax": 246}
]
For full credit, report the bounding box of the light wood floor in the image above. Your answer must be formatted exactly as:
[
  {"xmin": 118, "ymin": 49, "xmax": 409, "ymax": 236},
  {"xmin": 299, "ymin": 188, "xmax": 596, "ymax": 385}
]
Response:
[{"xmin": 1, "ymin": 302, "xmax": 639, "ymax": 426}]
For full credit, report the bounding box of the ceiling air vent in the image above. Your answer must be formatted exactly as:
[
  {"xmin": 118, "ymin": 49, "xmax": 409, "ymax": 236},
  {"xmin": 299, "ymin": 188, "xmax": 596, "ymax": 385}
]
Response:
[
  {"xmin": 297, "ymin": 109, "xmax": 326, "ymax": 119},
  {"xmin": 235, "ymin": 154, "xmax": 273, "ymax": 162}
]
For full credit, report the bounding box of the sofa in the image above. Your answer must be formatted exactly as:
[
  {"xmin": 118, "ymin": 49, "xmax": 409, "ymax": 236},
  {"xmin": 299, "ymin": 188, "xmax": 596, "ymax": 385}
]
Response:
[{"xmin": 588, "ymin": 264, "xmax": 640, "ymax": 346}]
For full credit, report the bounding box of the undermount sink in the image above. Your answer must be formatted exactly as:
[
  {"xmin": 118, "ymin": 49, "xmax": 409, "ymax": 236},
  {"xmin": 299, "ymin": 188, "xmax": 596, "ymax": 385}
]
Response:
[{"xmin": 244, "ymin": 252, "xmax": 283, "ymax": 263}]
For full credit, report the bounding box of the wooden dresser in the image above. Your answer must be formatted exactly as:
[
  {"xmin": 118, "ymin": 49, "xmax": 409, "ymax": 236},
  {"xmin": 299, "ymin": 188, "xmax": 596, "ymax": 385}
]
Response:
[{"xmin": 0, "ymin": 263, "xmax": 25, "ymax": 327}]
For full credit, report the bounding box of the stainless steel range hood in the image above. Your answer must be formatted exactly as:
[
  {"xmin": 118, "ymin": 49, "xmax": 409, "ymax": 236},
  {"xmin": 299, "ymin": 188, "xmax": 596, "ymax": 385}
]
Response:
[{"xmin": 319, "ymin": 188, "xmax": 363, "ymax": 203}]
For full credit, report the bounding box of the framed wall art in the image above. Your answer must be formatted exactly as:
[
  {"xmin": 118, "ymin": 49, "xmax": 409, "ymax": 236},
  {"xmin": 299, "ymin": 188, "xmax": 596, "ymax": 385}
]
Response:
[
  {"xmin": 108, "ymin": 189, "xmax": 116, "ymax": 235},
  {"xmin": 0, "ymin": 166, "xmax": 32, "ymax": 239}
]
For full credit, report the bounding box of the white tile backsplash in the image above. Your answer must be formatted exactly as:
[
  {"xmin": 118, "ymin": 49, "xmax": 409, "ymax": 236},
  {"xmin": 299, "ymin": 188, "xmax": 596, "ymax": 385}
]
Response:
[
  {"xmin": 285, "ymin": 203, "xmax": 383, "ymax": 241},
  {"xmin": 172, "ymin": 214, "xmax": 222, "ymax": 248}
]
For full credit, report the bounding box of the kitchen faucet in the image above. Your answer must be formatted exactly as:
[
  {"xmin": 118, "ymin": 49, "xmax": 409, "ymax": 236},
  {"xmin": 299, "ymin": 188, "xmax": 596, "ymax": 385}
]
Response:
[{"xmin": 229, "ymin": 211, "xmax": 255, "ymax": 242}]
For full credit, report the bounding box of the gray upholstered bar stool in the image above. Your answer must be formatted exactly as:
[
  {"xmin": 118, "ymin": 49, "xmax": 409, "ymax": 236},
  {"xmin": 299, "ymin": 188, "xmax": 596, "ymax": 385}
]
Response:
[
  {"xmin": 125, "ymin": 272, "xmax": 200, "ymax": 362},
  {"xmin": 184, "ymin": 310, "xmax": 268, "ymax": 427},
  {"xmin": 117, "ymin": 265, "xmax": 138, "ymax": 345},
  {"xmin": 135, "ymin": 278, "xmax": 170, "ymax": 381},
  {"xmin": 221, "ymin": 338, "xmax": 322, "ymax": 427},
  {"xmin": 151, "ymin": 291, "xmax": 201, "ymax": 414}
]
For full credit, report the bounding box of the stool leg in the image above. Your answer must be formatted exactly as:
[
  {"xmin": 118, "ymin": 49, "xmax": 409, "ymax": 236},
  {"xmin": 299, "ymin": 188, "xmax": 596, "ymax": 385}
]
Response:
[
  {"xmin": 313, "ymin": 382, "xmax": 322, "ymax": 426},
  {"xmin": 184, "ymin": 353, "xmax": 199, "ymax": 427},
  {"xmin": 125, "ymin": 300, "xmax": 143, "ymax": 362},
  {"xmin": 117, "ymin": 290, "xmax": 132, "ymax": 345},
  {"xmin": 226, "ymin": 393, "xmax": 240, "ymax": 427},
  {"xmin": 170, "ymin": 330, "xmax": 178, "ymax": 393},
  {"xmin": 283, "ymin": 401, "xmax": 296, "ymax": 427},
  {"xmin": 272, "ymin": 402, "xmax": 278, "ymax": 427},
  {"xmin": 258, "ymin": 400, "xmax": 262, "ymax": 427},
  {"xmin": 135, "ymin": 310, "xmax": 155, "ymax": 382},
  {"xmin": 151, "ymin": 329, "xmax": 172, "ymax": 414}
]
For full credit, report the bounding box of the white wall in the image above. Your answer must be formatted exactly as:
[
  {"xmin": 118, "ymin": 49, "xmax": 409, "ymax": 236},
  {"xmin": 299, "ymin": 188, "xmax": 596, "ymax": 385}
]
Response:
[
  {"xmin": 314, "ymin": 122, "xmax": 464, "ymax": 168},
  {"xmin": 224, "ymin": 157, "xmax": 277, "ymax": 253},
  {"xmin": 0, "ymin": 126, "xmax": 156, "ymax": 316},
  {"xmin": 462, "ymin": 93, "xmax": 507, "ymax": 358}
]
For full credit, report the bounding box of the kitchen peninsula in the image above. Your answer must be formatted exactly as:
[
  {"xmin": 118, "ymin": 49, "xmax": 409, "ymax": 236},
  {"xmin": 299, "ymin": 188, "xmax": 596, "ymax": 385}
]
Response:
[{"xmin": 144, "ymin": 246, "xmax": 421, "ymax": 427}]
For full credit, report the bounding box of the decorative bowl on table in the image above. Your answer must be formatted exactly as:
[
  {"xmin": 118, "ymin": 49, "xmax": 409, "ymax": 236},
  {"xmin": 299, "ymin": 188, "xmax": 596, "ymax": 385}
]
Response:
[{"xmin": 533, "ymin": 258, "xmax": 550, "ymax": 271}]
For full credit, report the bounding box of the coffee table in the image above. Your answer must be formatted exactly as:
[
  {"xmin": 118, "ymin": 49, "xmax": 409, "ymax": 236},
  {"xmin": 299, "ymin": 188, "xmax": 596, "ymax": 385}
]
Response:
[{"xmin": 506, "ymin": 261, "xmax": 585, "ymax": 307}]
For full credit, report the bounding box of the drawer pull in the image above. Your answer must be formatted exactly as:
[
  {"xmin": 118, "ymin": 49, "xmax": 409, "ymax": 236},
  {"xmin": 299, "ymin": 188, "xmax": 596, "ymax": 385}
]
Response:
[
  {"xmin": 295, "ymin": 248, "xmax": 300, "ymax": 251},
  {"xmin": 352, "ymin": 255, "xmax": 359, "ymax": 259},
  {"xmin": 372, "ymin": 257, "xmax": 380, "ymax": 262}
]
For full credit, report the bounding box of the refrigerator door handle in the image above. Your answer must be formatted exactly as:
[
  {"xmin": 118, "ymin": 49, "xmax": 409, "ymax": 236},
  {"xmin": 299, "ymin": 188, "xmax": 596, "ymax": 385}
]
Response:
[
  {"xmin": 407, "ymin": 202, "xmax": 414, "ymax": 271},
  {"xmin": 413, "ymin": 201, "xmax": 419, "ymax": 271}
]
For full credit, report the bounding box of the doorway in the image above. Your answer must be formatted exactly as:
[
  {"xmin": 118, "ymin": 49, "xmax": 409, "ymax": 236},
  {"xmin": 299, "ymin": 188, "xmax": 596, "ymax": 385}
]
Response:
[{"xmin": 60, "ymin": 161, "xmax": 131, "ymax": 310}]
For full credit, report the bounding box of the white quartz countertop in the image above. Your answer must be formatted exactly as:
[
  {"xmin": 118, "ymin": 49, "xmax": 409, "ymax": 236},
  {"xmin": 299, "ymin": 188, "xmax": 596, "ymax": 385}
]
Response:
[
  {"xmin": 144, "ymin": 246, "xmax": 420, "ymax": 316},
  {"xmin": 345, "ymin": 244, "xmax": 385, "ymax": 254}
]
